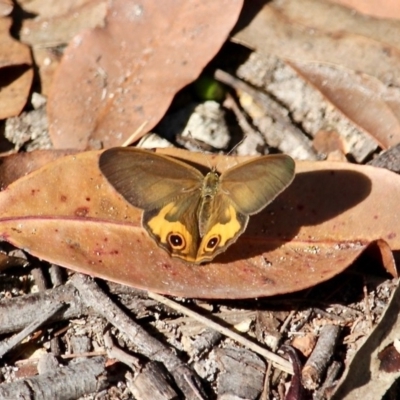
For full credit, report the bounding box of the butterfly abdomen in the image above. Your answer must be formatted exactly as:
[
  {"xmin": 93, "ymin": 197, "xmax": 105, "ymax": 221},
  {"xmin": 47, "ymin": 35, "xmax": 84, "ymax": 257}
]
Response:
[{"xmin": 198, "ymin": 171, "xmax": 220, "ymax": 237}]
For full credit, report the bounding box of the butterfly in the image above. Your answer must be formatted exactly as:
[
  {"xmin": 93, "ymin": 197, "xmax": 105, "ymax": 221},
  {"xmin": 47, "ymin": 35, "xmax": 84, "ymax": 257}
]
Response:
[{"xmin": 99, "ymin": 147, "xmax": 295, "ymax": 264}]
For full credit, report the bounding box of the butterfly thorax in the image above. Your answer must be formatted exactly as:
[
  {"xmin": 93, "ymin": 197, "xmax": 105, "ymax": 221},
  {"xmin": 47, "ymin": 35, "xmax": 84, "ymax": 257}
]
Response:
[{"xmin": 198, "ymin": 171, "xmax": 220, "ymax": 237}]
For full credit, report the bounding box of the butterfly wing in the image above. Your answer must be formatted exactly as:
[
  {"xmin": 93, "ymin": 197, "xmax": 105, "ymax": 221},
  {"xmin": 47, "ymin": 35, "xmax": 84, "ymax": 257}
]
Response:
[
  {"xmin": 143, "ymin": 191, "xmax": 203, "ymax": 263},
  {"xmin": 196, "ymin": 193, "xmax": 248, "ymax": 263},
  {"xmin": 195, "ymin": 155, "xmax": 295, "ymax": 263},
  {"xmin": 99, "ymin": 147, "xmax": 205, "ymax": 262},
  {"xmin": 99, "ymin": 147, "xmax": 204, "ymax": 210},
  {"xmin": 220, "ymin": 155, "xmax": 295, "ymax": 215}
]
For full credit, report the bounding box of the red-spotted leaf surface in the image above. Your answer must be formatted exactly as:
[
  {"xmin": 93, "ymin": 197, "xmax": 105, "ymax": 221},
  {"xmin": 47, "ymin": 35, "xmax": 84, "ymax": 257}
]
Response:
[
  {"xmin": 0, "ymin": 149, "xmax": 77, "ymax": 190},
  {"xmin": 47, "ymin": 0, "xmax": 243, "ymax": 149},
  {"xmin": 0, "ymin": 16, "xmax": 33, "ymax": 119},
  {"xmin": 0, "ymin": 149, "xmax": 398, "ymax": 299},
  {"xmin": 233, "ymin": 0, "xmax": 400, "ymax": 152}
]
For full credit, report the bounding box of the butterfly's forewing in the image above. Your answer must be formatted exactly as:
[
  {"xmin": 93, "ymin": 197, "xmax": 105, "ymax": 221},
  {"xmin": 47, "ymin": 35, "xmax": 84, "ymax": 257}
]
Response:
[
  {"xmin": 99, "ymin": 147, "xmax": 205, "ymax": 262},
  {"xmin": 220, "ymin": 155, "xmax": 295, "ymax": 215},
  {"xmin": 99, "ymin": 148, "xmax": 204, "ymax": 210}
]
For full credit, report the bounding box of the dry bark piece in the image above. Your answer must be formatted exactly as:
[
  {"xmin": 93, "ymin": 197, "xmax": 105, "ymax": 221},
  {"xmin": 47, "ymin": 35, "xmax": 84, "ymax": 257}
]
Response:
[
  {"xmin": 0, "ymin": 285, "xmax": 88, "ymax": 335},
  {"xmin": 71, "ymin": 274, "xmax": 207, "ymax": 400},
  {"xmin": 331, "ymin": 282, "xmax": 400, "ymax": 399},
  {"xmin": 368, "ymin": 144, "xmax": 400, "ymax": 174},
  {"xmin": 0, "ymin": 302, "xmax": 63, "ymax": 359},
  {"xmin": 0, "ymin": 149, "xmax": 398, "ymax": 298},
  {"xmin": 215, "ymin": 346, "xmax": 265, "ymax": 399},
  {"xmin": 0, "ymin": 356, "xmax": 107, "ymax": 400},
  {"xmin": 301, "ymin": 325, "xmax": 341, "ymax": 390},
  {"xmin": 215, "ymin": 69, "xmax": 318, "ymax": 160},
  {"xmin": 129, "ymin": 361, "xmax": 178, "ymax": 400},
  {"xmin": 48, "ymin": 0, "xmax": 244, "ymax": 149}
]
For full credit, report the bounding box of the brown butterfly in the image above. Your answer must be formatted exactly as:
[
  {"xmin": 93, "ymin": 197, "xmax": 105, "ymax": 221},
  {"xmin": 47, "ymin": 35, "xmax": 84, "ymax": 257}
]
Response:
[{"xmin": 99, "ymin": 148, "xmax": 295, "ymax": 264}]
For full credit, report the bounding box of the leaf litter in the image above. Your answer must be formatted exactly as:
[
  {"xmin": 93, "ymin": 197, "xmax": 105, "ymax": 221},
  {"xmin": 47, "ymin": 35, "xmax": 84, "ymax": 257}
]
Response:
[{"xmin": 1, "ymin": 0, "xmax": 400, "ymax": 398}]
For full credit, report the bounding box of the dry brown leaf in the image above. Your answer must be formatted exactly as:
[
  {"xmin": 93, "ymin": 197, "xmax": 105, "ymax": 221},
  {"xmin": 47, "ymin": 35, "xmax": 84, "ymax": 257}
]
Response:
[
  {"xmin": 288, "ymin": 61, "xmax": 400, "ymax": 149},
  {"xmin": 0, "ymin": 149, "xmax": 397, "ymax": 299},
  {"xmin": 0, "ymin": 0, "xmax": 12, "ymax": 17},
  {"xmin": 0, "ymin": 18, "xmax": 33, "ymax": 119},
  {"xmin": 0, "ymin": 150, "xmax": 77, "ymax": 190},
  {"xmin": 47, "ymin": 0, "xmax": 244, "ymax": 149},
  {"xmin": 20, "ymin": 0, "xmax": 107, "ymax": 46},
  {"xmin": 331, "ymin": 0, "xmax": 400, "ymax": 20},
  {"xmin": 19, "ymin": 0, "xmax": 107, "ymax": 97},
  {"xmin": 234, "ymin": 0, "xmax": 400, "ymax": 85},
  {"xmin": 331, "ymin": 283, "xmax": 400, "ymax": 399},
  {"xmin": 233, "ymin": 0, "xmax": 400, "ymax": 152}
]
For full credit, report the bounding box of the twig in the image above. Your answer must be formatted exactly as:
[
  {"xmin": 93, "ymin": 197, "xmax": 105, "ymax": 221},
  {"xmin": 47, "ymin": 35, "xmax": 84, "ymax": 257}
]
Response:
[
  {"xmin": 103, "ymin": 331, "xmax": 141, "ymax": 370},
  {"xmin": 363, "ymin": 278, "xmax": 374, "ymax": 330},
  {"xmin": 148, "ymin": 292, "xmax": 293, "ymax": 374},
  {"xmin": 314, "ymin": 361, "xmax": 342, "ymax": 400},
  {"xmin": 0, "ymin": 356, "xmax": 107, "ymax": 400},
  {"xmin": 302, "ymin": 325, "xmax": 341, "ymax": 390},
  {"xmin": 121, "ymin": 121, "xmax": 148, "ymax": 147},
  {"xmin": 71, "ymin": 274, "xmax": 207, "ymax": 400},
  {"xmin": 0, "ymin": 302, "xmax": 64, "ymax": 359},
  {"xmin": 214, "ymin": 69, "xmax": 317, "ymax": 159}
]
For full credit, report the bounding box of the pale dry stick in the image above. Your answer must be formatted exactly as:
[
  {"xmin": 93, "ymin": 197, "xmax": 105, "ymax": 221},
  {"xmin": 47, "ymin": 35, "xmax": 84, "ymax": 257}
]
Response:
[
  {"xmin": 103, "ymin": 330, "xmax": 141, "ymax": 370},
  {"xmin": 260, "ymin": 361, "xmax": 274, "ymax": 400},
  {"xmin": 224, "ymin": 92, "xmax": 263, "ymax": 142},
  {"xmin": 0, "ymin": 302, "xmax": 64, "ymax": 359},
  {"xmin": 302, "ymin": 324, "xmax": 341, "ymax": 390},
  {"xmin": 72, "ymin": 274, "xmax": 206, "ymax": 400},
  {"xmin": 121, "ymin": 121, "xmax": 148, "ymax": 147},
  {"xmin": 148, "ymin": 292, "xmax": 293, "ymax": 374},
  {"xmin": 280, "ymin": 309, "xmax": 296, "ymax": 334},
  {"xmin": 314, "ymin": 360, "xmax": 342, "ymax": 400},
  {"xmin": 214, "ymin": 69, "xmax": 317, "ymax": 160},
  {"xmin": 363, "ymin": 279, "xmax": 374, "ymax": 330}
]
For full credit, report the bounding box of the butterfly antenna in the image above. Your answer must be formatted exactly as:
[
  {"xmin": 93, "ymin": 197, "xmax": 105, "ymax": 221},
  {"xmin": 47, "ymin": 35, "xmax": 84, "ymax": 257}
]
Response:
[
  {"xmin": 214, "ymin": 135, "xmax": 247, "ymax": 171},
  {"xmin": 227, "ymin": 135, "xmax": 247, "ymax": 156}
]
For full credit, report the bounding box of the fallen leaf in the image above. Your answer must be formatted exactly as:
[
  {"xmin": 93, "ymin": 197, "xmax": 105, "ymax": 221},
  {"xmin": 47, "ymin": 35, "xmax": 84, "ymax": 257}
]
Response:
[
  {"xmin": 331, "ymin": 282, "xmax": 400, "ymax": 399},
  {"xmin": 20, "ymin": 0, "xmax": 107, "ymax": 47},
  {"xmin": 0, "ymin": 149, "xmax": 397, "ymax": 298},
  {"xmin": 234, "ymin": 0, "xmax": 400, "ymax": 86},
  {"xmin": 0, "ymin": 149, "xmax": 77, "ymax": 190},
  {"xmin": 0, "ymin": 0, "xmax": 12, "ymax": 17},
  {"xmin": 47, "ymin": 0, "xmax": 244, "ymax": 149},
  {"xmin": 0, "ymin": 18, "xmax": 33, "ymax": 119},
  {"xmin": 331, "ymin": 0, "xmax": 400, "ymax": 20},
  {"xmin": 19, "ymin": 0, "xmax": 107, "ymax": 97},
  {"xmin": 288, "ymin": 61, "xmax": 400, "ymax": 150},
  {"xmin": 233, "ymin": 0, "xmax": 400, "ymax": 156}
]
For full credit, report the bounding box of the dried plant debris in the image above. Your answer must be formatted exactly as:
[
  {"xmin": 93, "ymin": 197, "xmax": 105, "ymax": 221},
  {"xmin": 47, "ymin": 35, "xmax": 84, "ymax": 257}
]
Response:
[
  {"xmin": 1, "ymin": 0, "xmax": 400, "ymax": 398},
  {"xmin": 0, "ymin": 264, "xmax": 396, "ymax": 399}
]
